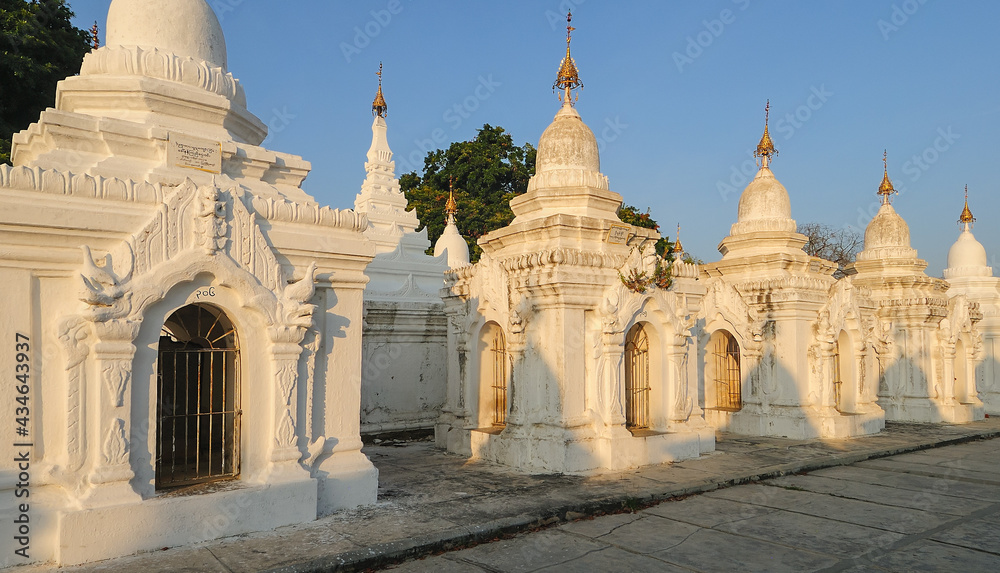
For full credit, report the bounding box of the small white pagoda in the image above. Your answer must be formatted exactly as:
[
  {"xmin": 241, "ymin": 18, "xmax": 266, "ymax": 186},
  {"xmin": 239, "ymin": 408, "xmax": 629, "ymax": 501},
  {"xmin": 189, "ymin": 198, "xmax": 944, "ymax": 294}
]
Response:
[{"xmin": 943, "ymin": 189, "xmax": 1000, "ymax": 414}]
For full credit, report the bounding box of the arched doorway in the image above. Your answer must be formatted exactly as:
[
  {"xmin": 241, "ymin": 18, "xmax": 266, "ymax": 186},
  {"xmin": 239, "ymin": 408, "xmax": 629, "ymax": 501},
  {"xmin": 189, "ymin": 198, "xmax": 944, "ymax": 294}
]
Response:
[
  {"xmin": 625, "ymin": 323, "xmax": 651, "ymax": 430},
  {"xmin": 955, "ymin": 338, "xmax": 969, "ymax": 403},
  {"xmin": 486, "ymin": 324, "xmax": 508, "ymax": 427},
  {"xmin": 157, "ymin": 303, "xmax": 240, "ymax": 489},
  {"xmin": 834, "ymin": 331, "xmax": 852, "ymax": 413},
  {"xmin": 710, "ymin": 330, "xmax": 742, "ymax": 411}
]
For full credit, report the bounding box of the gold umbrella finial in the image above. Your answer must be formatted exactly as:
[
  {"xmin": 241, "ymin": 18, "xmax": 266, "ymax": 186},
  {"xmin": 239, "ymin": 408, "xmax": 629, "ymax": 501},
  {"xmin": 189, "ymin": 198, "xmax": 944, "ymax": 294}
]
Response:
[
  {"xmin": 878, "ymin": 150, "xmax": 897, "ymax": 205},
  {"xmin": 445, "ymin": 177, "xmax": 458, "ymax": 217},
  {"xmin": 754, "ymin": 100, "xmax": 777, "ymax": 167},
  {"xmin": 959, "ymin": 184, "xmax": 975, "ymax": 227},
  {"xmin": 372, "ymin": 62, "xmax": 387, "ymax": 118},
  {"xmin": 553, "ymin": 11, "xmax": 583, "ymax": 105}
]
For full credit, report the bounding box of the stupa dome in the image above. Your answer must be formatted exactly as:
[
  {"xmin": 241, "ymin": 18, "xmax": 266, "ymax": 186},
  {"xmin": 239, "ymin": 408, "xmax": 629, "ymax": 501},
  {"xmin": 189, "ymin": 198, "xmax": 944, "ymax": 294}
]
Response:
[
  {"xmin": 730, "ymin": 166, "xmax": 796, "ymax": 235},
  {"xmin": 535, "ymin": 104, "xmax": 600, "ymax": 174},
  {"xmin": 947, "ymin": 230, "xmax": 989, "ymax": 273},
  {"xmin": 944, "ymin": 194, "xmax": 991, "ymax": 279},
  {"xmin": 106, "ymin": 0, "xmax": 228, "ymax": 70},
  {"xmin": 864, "ymin": 203, "xmax": 911, "ymax": 250},
  {"xmin": 434, "ymin": 222, "xmax": 470, "ymax": 268}
]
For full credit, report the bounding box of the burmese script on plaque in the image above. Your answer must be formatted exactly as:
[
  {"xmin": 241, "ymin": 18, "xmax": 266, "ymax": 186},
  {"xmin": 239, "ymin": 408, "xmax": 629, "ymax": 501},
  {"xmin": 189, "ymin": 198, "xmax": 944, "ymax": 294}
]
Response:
[
  {"xmin": 169, "ymin": 134, "xmax": 222, "ymax": 174},
  {"xmin": 606, "ymin": 224, "xmax": 631, "ymax": 245}
]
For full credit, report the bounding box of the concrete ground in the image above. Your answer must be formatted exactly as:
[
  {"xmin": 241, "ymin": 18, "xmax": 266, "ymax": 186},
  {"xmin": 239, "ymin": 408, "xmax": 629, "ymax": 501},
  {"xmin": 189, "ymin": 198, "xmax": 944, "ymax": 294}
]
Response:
[
  {"xmin": 386, "ymin": 438, "xmax": 1000, "ymax": 572},
  {"xmin": 39, "ymin": 418, "xmax": 1000, "ymax": 572}
]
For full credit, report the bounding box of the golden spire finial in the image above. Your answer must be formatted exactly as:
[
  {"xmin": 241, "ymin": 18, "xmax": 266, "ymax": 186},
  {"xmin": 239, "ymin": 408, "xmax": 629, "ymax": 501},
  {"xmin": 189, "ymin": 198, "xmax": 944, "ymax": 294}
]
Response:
[
  {"xmin": 878, "ymin": 150, "xmax": 896, "ymax": 205},
  {"xmin": 445, "ymin": 177, "xmax": 458, "ymax": 217},
  {"xmin": 90, "ymin": 21, "xmax": 100, "ymax": 51},
  {"xmin": 754, "ymin": 100, "xmax": 777, "ymax": 167},
  {"xmin": 959, "ymin": 184, "xmax": 975, "ymax": 227},
  {"xmin": 553, "ymin": 11, "xmax": 583, "ymax": 105},
  {"xmin": 673, "ymin": 223, "xmax": 684, "ymax": 255},
  {"xmin": 372, "ymin": 62, "xmax": 387, "ymax": 118}
]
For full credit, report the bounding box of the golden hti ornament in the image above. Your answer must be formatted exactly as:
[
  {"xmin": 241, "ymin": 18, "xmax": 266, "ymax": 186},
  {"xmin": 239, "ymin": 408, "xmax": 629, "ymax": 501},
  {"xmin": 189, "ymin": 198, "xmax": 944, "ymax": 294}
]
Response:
[
  {"xmin": 959, "ymin": 185, "xmax": 975, "ymax": 227},
  {"xmin": 553, "ymin": 11, "xmax": 583, "ymax": 104},
  {"xmin": 445, "ymin": 177, "xmax": 458, "ymax": 217},
  {"xmin": 754, "ymin": 100, "xmax": 777, "ymax": 167},
  {"xmin": 878, "ymin": 150, "xmax": 897, "ymax": 205},
  {"xmin": 372, "ymin": 62, "xmax": 387, "ymax": 118}
]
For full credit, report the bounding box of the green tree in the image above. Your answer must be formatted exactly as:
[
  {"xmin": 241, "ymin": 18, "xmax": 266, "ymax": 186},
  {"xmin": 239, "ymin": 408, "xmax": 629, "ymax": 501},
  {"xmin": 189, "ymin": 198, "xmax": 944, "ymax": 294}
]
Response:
[
  {"xmin": 1, "ymin": 0, "xmax": 92, "ymax": 164},
  {"xmin": 401, "ymin": 124, "xmax": 536, "ymax": 262},
  {"xmin": 402, "ymin": 124, "xmax": 695, "ymax": 264}
]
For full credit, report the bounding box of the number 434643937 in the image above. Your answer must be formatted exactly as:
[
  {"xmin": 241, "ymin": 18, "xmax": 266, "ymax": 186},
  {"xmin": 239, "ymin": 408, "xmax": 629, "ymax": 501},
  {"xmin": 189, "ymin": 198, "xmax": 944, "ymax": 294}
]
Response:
[{"xmin": 15, "ymin": 333, "xmax": 29, "ymax": 403}]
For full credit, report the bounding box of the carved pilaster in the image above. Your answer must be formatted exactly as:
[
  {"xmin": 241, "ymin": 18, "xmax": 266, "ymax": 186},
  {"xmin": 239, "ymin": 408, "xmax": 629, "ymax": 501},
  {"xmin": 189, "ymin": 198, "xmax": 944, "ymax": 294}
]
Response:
[{"xmin": 87, "ymin": 319, "xmax": 140, "ymax": 489}]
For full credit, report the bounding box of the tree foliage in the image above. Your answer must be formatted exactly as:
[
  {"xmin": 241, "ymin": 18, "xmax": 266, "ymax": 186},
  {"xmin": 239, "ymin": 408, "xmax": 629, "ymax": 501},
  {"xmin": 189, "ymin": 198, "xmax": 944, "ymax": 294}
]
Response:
[
  {"xmin": 1, "ymin": 0, "xmax": 91, "ymax": 164},
  {"xmin": 402, "ymin": 124, "xmax": 693, "ymax": 264},
  {"xmin": 798, "ymin": 222, "xmax": 863, "ymax": 279},
  {"xmin": 401, "ymin": 124, "xmax": 536, "ymax": 262}
]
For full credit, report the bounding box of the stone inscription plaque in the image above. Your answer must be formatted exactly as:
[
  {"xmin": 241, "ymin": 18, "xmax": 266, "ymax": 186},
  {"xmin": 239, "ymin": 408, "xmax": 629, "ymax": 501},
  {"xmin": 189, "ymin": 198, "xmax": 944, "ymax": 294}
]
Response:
[
  {"xmin": 606, "ymin": 224, "xmax": 631, "ymax": 245},
  {"xmin": 169, "ymin": 134, "xmax": 222, "ymax": 174}
]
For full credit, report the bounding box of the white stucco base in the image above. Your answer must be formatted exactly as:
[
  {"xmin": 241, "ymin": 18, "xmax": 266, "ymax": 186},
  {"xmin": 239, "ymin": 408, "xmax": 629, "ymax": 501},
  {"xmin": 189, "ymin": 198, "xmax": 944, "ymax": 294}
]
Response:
[
  {"xmin": 466, "ymin": 424, "xmax": 715, "ymax": 474},
  {"xmin": 55, "ymin": 478, "xmax": 316, "ymax": 566},
  {"xmin": 880, "ymin": 399, "xmax": 985, "ymax": 424},
  {"xmin": 315, "ymin": 450, "xmax": 379, "ymax": 516},
  {"xmin": 706, "ymin": 405, "xmax": 885, "ymax": 439}
]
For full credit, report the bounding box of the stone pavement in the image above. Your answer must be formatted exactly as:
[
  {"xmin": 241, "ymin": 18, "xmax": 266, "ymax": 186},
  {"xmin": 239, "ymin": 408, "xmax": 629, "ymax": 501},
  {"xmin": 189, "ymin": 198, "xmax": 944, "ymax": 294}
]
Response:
[
  {"xmin": 384, "ymin": 436, "xmax": 1000, "ymax": 572},
  {"xmin": 44, "ymin": 418, "xmax": 1000, "ymax": 572}
]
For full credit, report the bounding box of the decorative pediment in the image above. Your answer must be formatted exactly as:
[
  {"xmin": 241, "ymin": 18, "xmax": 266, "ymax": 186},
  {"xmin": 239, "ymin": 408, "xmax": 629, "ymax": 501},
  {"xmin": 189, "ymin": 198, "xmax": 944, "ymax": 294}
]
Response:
[
  {"xmin": 815, "ymin": 278, "xmax": 874, "ymax": 349},
  {"xmin": 700, "ymin": 279, "xmax": 764, "ymax": 344},
  {"xmin": 118, "ymin": 179, "xmax": 281, "ymax": 290},
  {"xmin": 939, "ymin": 294, "xmax": 983, "ymax": 351}
]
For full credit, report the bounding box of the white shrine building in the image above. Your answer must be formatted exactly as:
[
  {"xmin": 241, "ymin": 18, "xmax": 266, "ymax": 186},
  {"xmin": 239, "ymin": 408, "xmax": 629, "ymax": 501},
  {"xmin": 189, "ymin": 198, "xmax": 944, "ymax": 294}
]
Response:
[
  {"xmin": 0, "ymin": 2, "xmax": 995, "ymax": 568},
  {"xmin": 353, "ymin": 67, "xmax": 453, "ymax": 437},
  {"xmin": 943, "ymin": 191, "xmax": 1000, "ymax": 415},
  {"xmin": 0, "ymin": 0, "xmax": 376, "ymax": 566}
]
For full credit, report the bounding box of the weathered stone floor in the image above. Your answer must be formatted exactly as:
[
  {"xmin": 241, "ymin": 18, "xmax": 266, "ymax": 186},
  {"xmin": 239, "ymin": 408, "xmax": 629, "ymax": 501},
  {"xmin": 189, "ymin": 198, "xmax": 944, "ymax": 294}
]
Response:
[
  {"xmin": 38, "ymin": 418, "xmax": 1000, "ymax": 572},
  {"xmin": 387, "ymin": 437, "xmax": 1000, "ymax": 572}
]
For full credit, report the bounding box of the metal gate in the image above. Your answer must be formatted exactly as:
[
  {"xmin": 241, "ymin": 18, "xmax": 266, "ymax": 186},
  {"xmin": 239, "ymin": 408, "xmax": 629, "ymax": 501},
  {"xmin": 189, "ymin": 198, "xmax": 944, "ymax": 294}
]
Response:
[
  {"xmin": 156, "ymin": 304, "xmax": 240, "ymax": 489},
  {"xmin": 714, "ymin": 332, "xmax": 742, "ymax": 411},
  {"xmin": 491, "ymin": 328, "xmax": 507, "ymax": 427},
  {"xmin": 625, "ymin": 323, "xmax": 651, "ymax": 429},
  {"xmin": 832, "ymin": 343, "xmax": 843, "ymax": 412}
]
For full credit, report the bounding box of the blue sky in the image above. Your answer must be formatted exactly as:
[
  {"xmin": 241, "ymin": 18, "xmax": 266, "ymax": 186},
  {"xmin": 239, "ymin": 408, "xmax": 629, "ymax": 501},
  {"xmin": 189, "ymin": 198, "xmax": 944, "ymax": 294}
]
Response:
[{"xmin": 66, "ymin": 0, "xmax": 1000, "ymax": 275}]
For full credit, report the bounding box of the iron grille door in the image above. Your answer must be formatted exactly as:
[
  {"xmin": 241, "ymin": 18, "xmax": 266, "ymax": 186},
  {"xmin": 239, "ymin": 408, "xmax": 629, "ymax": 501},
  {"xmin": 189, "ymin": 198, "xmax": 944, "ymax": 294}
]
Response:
[
  {"xmin": 156, "ymin": 304, "xmax": 241, "ymax": 489},
  {"xmin": 714, "ymin": 333, "xmax": 742, "ymax": 411},
  {"xmin": 625, "ymin": 324, "xmax": 651, "ymax": 429},
  {"xmin": 491, "ymin": 329, "xmax": 507, "ymax": 427}
]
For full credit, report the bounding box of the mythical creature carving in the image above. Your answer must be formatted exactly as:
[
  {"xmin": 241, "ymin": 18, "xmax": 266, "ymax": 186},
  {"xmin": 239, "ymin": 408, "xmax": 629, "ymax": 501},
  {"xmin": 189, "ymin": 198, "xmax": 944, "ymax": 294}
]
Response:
[
  {"xmin": 79, "ymin": 245, "xmax": 134, "ymax": 322},
  {"xmin": 280, "ymin": 262, "xmax": 318, "ymax": 328}
]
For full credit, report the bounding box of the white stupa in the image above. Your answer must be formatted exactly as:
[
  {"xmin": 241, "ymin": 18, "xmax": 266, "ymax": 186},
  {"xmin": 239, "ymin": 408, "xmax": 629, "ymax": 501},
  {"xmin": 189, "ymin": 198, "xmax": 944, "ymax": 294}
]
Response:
[
  {"xmin": 851, "ymin": 156, "xmax": 983, "ymax": 423},
  {"xmin": 943, "ymin": 189, "xmax": 1000, "ymax": 415},
  {"xmin": 433, "ymin": 182, "xmax": 471, "ymax": 268}
]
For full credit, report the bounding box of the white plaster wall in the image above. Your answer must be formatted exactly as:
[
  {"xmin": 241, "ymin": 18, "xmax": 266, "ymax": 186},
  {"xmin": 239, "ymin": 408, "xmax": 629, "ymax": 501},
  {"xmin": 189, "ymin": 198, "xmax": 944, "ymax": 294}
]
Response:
[{"xmin": 360, "ymin": 302, "xmax": 447, "ymax": 434}]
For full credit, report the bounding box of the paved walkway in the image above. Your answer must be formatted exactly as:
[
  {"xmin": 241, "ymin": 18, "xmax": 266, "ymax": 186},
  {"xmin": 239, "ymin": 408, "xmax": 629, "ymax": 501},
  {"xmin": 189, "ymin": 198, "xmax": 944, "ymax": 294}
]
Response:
[
  {"xmin": 48, "ymin": 418, "xmax": 1000, "ymax": 572},
  {"xmin": 385, "ymin": 437, "xmax": 1000, "ymax": 572}
]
